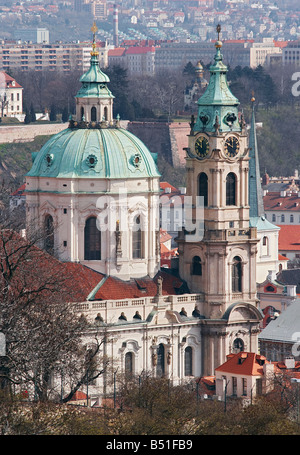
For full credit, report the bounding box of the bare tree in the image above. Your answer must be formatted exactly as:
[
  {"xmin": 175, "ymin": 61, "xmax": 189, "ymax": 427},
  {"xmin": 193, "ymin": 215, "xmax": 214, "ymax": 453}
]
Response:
[{"xmin": 0, "ymin": 226, "xmax": 109, "ymax": 402}]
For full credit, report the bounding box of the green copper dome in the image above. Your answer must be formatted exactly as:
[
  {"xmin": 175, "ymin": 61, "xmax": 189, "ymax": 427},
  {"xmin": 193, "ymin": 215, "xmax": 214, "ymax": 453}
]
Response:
[{"xmin": 26, "ymin": 127, "xmax": 160, "ymax": 180}]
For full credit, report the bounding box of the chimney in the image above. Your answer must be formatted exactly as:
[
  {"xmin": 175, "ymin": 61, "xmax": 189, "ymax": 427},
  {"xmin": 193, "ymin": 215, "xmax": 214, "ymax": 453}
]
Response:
[
  {"xmin": 285, "ymin": 358, "xmax": 295, "ymax": 369},
  {"xmin": 286, "ymin": 285, "xmax": 297, "ymax": 297},
  {"xmin": 113, "ymin": 4, "xmax": 119, "ymax": 47},
  {"xmin": 267, "ymin": 270, "xmax": 277, "ymax": 282},
  {"xmin": 179, "ymin": 187, "xmax": 186, "ymax": 194},
  {"xmin": 262, "ymin": 172, "xmax": 270, "ymax": 186}
]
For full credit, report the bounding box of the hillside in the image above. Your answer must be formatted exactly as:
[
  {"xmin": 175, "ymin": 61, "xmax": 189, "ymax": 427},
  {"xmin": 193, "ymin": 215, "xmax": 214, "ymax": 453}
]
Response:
[{"xmin": 0, "ymin": 135, "xmax": 52, "ymax": 192}]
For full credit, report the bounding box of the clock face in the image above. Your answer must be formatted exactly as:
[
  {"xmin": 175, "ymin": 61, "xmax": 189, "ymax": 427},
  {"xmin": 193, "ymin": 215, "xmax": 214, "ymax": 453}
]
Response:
[
  {"xmin": 195, "ymin": 136, "xmax": 209, "ymax": 158},
  {"xmin": 225, "ymin": 136, "xmax": 239, "ymax": 157}
]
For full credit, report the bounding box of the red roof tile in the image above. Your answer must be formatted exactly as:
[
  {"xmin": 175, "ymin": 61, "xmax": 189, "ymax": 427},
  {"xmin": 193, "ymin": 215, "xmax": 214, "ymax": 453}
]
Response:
[
  {"xmin": 264, "ymin": 192, "xmax": 300, "ymax": 211},
  {"xmin": 215, "ymin": 352, "xmax": 269, "ymax": 376},
  {"xmin": 278, "ymin": 225, "xmax": 300, "ymax": 251},
  {"xmin": 93, "ymin": 270, "xmax": 184, "ymax": 300},
  {"xmin": 0, "ymin": 71, "xmax": 22, "ymax": 88},
  {"xmin": 108, "ymin": 48, "xmax": 126, "ymax": 57}
]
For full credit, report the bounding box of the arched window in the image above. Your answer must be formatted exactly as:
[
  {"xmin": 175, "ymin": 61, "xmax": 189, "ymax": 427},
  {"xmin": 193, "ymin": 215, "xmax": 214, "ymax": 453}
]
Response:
[
  {"xmin": 104, "ymin": 106, "xmax": 108, "ymax": 121},
  {"xmin": 272, "ymin": 214, "xmax": 276, "ymax": 222},
  {"xmin": 91, "ymin": 106, "xmax": 97, "ymax": 122},
  {"xmin": 125, "ymin": 352, "xmax": 133, "ymax": 375},
  {"xmin": 132, "ymin": 215, "xmax": 142, "ymax": 259},
  {"xmin": 290, "ymin": 214, "xmax": 294, "ymax": 223},
  {"xmin": 233, "ymin": 338, "xmax": 244, "ymax": 353},
  {"xmin": 184, "ymin": 346, "xmax": 193, "ymax": 376},
  {"xmin": 226, "ymin": 172, "xmax": 236, "ymax": 206},
  {"xmin": 156, "ymin": 343, "xmax": 165, "ymax": 378},
  {"xmin": 80, "ymin": 106, "xmax": 84, "ymax": 120},
  {"xmin": 84, "ymin": 216, "xmax": 101, "ymax": 260},
  {"xmin": 44, "ymin": 214, "xmax": 54, "ymax": 255},
  {"xmin": 198, "ymin": 172, "xmax": 208, "ymax": 207},
  {"xmin": 262, "ymin": 236, "xmax": 268, "ymax": 256},
  {"xmin": 232, "ymin": 256, "xmax": 242, "ymax": 292},
  {"xmin": 281, "ymin": 214, "xmax": 285, "ymax": 223},
  {"xmin": 191, "ymin": 256, "xmax": 202, "ymax": 276}
]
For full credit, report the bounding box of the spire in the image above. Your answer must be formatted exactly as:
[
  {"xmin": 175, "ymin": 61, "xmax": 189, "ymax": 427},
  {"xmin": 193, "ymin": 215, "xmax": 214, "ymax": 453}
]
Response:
[
  {"xmin": 193, "ymin": 25, "xmax": 240, "ymax": 133},
  {"xmin": 91, "ymin": 21, "xmax": 99, "ymax": 57},
  {"xmin": 75, "ymin": 22, "xmax": 113, "ymax": 99},
  {"xmin": 72, "ymin": 23, "xmax": 114, "ymax": 126},
  {"xmin": 248, "ymin": 95, "xmax": 265, "ymax": 218}
]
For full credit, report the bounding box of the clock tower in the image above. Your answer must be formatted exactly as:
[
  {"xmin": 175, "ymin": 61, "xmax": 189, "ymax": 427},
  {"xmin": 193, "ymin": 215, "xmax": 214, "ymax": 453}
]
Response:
[{"xmin": 177, "ymin": 27, "xmax": 262, "ymax": 375}]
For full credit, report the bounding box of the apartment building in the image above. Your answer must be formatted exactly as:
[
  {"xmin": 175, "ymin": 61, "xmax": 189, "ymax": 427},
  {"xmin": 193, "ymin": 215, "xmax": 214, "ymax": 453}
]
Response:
[
  {"xmin": 108, "ymin": 46, "xmax": 156, "ymax": 75},
  {"xmin": 283, "ymin": 40, "xmax": 300, "ymax": 65},
  {"xmin": 155, "ymin": 41, "xmax": 251, "ymax": 71},
  {"xmin": 155, "ymin": 40, "xmax": 283, "ymax": 71},
  {"xmin": 249, "ymin": 39, "xmax": 282, "ymax": 68},
  {"xmin": 0, "ymin": 42, "xmax": 109, "ymax": 72}
]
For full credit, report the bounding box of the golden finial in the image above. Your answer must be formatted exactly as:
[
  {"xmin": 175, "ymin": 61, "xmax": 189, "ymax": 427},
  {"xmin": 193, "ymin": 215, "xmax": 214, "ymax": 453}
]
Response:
[
  {"xmin": 215, "ymin": 24, "xmax": 222, "ymax": 49},
  {"xmin": 91, "ymin": 21, "xmax": 98, "ymax": 56}
]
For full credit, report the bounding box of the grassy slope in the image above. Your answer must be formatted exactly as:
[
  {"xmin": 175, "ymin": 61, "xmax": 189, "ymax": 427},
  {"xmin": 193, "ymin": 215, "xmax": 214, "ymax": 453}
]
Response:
[{"xmin": 0, "ymin": 135, "xmax": 52, "ymax": 191}]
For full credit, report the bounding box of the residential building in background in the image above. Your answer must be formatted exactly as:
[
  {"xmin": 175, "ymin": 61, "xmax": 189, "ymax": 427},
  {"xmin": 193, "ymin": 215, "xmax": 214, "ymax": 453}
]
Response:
[
  {"xmin": 0, "ymin": 42, "xmax": 109, "ymax": 72},
  {"xmin": 13, "ymin": 28, "xmax": 50, "ymax": 45},
  {"xmin": 108, "ymin": 45, "xmax": 156, "ymax": 75},
  {"xmin": 0, "ymin": 71, "xmax": 23, "ymax": 118}
]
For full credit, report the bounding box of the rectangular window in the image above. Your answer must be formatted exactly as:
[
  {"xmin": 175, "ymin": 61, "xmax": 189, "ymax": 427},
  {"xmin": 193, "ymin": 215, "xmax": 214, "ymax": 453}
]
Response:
[
  {"xmin": 242, "ymin": 378, "xmax": 247, "ymax": 396},
  {"xmin": 232, "ymin": 377, "xmax": 237, "ymax": 396}
]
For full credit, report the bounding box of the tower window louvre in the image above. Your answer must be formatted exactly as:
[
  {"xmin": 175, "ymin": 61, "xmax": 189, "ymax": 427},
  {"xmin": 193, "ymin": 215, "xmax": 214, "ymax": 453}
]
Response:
[
  {"xmin": 226, "ymin": 172, "xmax": 237, "ymax": 206},
  {"xmin": 232, "ymin": 256, "xmax": 242, "ymax": 292},
  {"xmin": 198, "ymin": 172, "xmax": 208, "ymax": 207}
]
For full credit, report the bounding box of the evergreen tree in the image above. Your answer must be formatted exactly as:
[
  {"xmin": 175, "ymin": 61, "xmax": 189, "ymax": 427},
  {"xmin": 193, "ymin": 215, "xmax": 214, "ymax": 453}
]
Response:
[
  {"xmin": 24, "ymin": 109, "xmax": 31, "ymax": 124},
  {"xmin": 49, "ymin": 104, "xmax": 57, "ymax": 122},
  {"xmin": 30, "ymin": 104, "xmax": 36, "ymax": 122},
  {"xmin": 62, "ymin": 107, "xmax": 69, "ymax": 123}
]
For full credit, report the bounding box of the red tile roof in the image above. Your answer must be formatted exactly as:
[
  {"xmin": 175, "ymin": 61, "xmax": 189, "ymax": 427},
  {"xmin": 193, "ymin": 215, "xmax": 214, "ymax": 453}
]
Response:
[
  {"xmin": 11, "ymin": 183, "xmax": 26, "ymax": 196},
  {"xmin": 160, "ymin": 229, "xmax": 172, "ymax": 244},
  {"xmin": 215, "ymin": 352, "xmax": 269, "ymax": 376},
  {"xmin": 108, "ymin": 48, "xmax": 126, "ymax": 57},
  {"xmin": 2, "ymin": 231, "xmax": 185, "ymax": 303},
  {"xmin": 69, "ymin": 390, "xmax": 88, "ymax": 401},
  {"xmin": 0, "ymin": 71, "xmax": 22, "ymax": 88},
  {"xmin": 160, "ymin": 181, "xmax": 180, "ymax": 193},
  {"xmin": 278, "ymin": 225, "xmax": 300, "ymax": 251},
  {"xmin": 278, "ymin": 253, "xmax": 289, "ymax": 261},
  {"xmin": 93, "ymin": 270, "xmax": 184, "ymax": 300},
  {"xmin": 263, "ymin": 192, "xmax": 300, "ymax": 211}
]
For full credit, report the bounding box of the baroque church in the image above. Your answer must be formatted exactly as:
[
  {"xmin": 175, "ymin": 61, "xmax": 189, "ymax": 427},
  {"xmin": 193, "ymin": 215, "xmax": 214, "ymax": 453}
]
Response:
[{"xmin": 24, "ymin": 26, "xmax": 279, "ymax": 398}]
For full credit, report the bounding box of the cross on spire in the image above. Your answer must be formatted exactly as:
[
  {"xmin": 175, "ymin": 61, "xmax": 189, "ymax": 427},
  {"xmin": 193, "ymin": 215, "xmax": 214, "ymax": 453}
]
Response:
[
  {"xmin": 217, "ymin": 24, "xmax": 221, "ymax": 41},
  {"xmin": 91, "ymin": 21, "xmax": 98, "ymax": 56}
]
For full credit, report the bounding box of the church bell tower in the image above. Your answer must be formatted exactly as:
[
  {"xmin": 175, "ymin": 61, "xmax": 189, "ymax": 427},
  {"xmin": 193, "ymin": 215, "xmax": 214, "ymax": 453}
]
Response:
[{"xmin": 178, "ymin": 26, "xmax": 259, "ymax": 322}]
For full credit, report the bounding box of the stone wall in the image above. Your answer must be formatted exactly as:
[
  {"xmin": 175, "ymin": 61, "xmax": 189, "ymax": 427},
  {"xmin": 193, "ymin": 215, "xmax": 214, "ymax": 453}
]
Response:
[
  {"xmin": 0, "ymin": 123, "xmax": 68, "ymax": 144},
  {"xmin": 127, "ymin": 121, "xmax": 189, "ymax": 168}
]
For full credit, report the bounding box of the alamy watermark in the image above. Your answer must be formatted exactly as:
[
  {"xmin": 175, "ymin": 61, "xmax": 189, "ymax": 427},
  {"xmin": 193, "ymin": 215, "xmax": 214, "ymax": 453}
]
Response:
[
  {"xmin": 94, "ymin": 189, "xmax": 204, "ymax": 242},
  {"xmin": 291, "ymin": 73, "xmax": 300, "ymax": 97}
]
